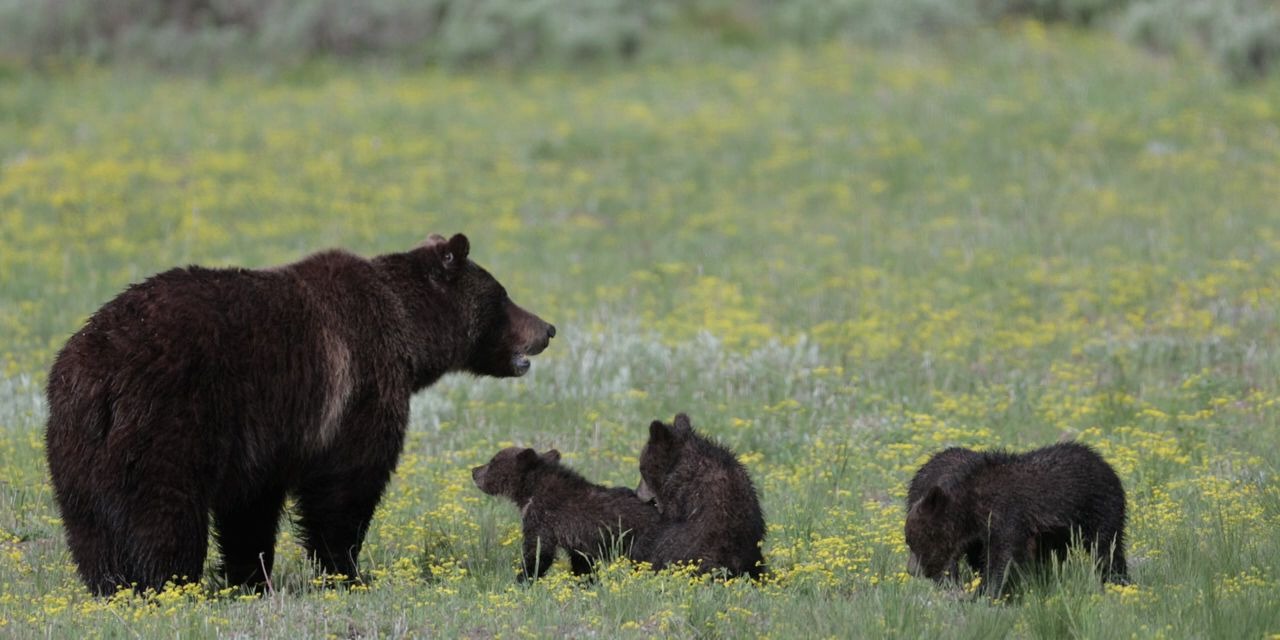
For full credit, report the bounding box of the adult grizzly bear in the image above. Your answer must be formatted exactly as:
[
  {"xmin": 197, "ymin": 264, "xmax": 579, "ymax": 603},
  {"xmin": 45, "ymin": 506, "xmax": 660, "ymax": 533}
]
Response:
[{"xmin": 45, "ymin": 233, "xmax": 555, "ymax": 595}]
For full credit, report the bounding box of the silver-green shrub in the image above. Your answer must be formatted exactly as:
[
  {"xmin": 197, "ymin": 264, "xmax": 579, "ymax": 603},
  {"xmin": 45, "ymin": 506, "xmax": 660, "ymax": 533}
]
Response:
[
  {"xmin": 1, "ymin": 0, "xmax": 1278, "ymax": 80},
  {"xmin": 1120, "ymin": 0, "xmax": 1280, "ymax": 80},
  {"xmin": 0, "ymin": 0, "xmax": 662, "ymax": 67}
]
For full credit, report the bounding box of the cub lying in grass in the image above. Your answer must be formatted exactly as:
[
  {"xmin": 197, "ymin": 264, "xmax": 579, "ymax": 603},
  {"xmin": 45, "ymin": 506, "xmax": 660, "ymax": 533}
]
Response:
[
  {"xmin": 473, "ymin": 447, "xmax": 659, "ymax": 580},
  {"xmin": 905, "ymin": 442, "xmax": 1128, "ymax": 598}
]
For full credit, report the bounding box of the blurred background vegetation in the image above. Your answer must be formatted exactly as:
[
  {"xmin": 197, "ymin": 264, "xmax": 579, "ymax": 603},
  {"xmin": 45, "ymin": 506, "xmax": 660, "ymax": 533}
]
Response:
[{"xmin": 1, "ymin": 0, "xmax": 1278, "ymax": 80}]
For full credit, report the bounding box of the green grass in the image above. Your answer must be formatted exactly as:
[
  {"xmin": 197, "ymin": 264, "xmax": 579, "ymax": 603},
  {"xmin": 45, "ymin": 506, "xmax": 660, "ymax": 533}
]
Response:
[{"xmin": 2, "ymin": 24, "xmax": 1280, "ymax": 638}]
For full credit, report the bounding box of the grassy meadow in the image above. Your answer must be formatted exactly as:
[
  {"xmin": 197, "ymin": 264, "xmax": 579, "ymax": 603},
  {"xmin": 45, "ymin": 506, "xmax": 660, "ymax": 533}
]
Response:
[{"xmin": 2, "ymin": 22, "xmax": 1280, "ymax": 638}]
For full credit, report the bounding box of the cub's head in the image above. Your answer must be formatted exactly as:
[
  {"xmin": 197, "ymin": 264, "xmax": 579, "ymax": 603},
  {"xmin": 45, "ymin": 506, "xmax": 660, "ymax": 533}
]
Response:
[
  {"xmin": 635, "ymin": 413, "xmax": 696, "ymax": 510},
  {"xmin": 906, "ymin": 447, "xmax": 980, "ymax": 509},
  {"xmin": 904, "ymin": 485, "xmax": 966, "ymax": 583},
  {"xmin": 419, "ymin": 233, "xmax": 556, "ymax": 378},
  {"xmin": 472, "ymin": 447, "xmax": 561, "ymax": 500}
]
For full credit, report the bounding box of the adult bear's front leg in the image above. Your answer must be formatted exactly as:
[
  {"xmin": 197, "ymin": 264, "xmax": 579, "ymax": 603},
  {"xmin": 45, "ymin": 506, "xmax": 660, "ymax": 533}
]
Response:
[
  {"xmin": 296, "ymin": 472, "xmax": 389, "ymax": 582},
  {"xmin": 214, "ymin": 482, "xmax": 287, "ymax": 592},
  {"xmin": 295, "ymin": 397, "xmax": 407, "ymax": 583}
]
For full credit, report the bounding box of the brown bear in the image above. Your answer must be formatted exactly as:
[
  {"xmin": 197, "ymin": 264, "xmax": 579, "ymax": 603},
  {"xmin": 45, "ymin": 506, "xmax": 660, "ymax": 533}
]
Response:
[
  {"xmin": 45, "ymin": 233, "xmax": 555, "ymax": 595},
  {"xmin": 905, "ymin": 447, "xmax": 986, "ymax": 582},
  {"xmin": 471, "ymin": 447, "xmax": 660, "ymax": 580},
  {"xmin": 904, "ymin": 442, "xmax": 1128, "ymax": 598},
  {"xmin": 635, "ymin": 413, "xmax": 766, "ymax": 579}
]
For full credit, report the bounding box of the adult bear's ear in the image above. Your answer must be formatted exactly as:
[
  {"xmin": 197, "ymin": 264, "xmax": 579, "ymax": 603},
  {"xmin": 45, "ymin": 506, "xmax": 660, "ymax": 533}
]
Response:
[
  {"xmin": 443, "ymin": 233, "xmax": 470, "ymax": 268},
  {"xmin": 422, "ymin": 233, "xmax": 470, "ymax": 270},
  {"xmin": 541, "ymin": 449, "xmax": 561, "ymax": 464}
]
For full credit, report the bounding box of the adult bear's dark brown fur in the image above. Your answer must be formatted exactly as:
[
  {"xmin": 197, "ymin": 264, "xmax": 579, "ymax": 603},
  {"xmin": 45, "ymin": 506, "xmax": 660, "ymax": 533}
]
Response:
[
  {"xmin": 635, "ymin": 413, "xmax": 766, "ymax": 579},
  {"xmin": 904, "ymin": 442, "xmax": 1128, "ymax": 598},
  {"xmin": 472, "ymin": 448, "xmax": 660, "ymax": 580},
  {"xmin": 45, "ymin": 233, "xmax": 555, "ymax": 595}
]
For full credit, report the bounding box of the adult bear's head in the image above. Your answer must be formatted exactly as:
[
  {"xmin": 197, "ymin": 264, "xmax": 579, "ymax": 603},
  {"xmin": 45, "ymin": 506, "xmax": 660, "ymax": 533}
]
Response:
[{"xmin": 404, "ymin": 233, "xmax": 556, "ymax": 382}]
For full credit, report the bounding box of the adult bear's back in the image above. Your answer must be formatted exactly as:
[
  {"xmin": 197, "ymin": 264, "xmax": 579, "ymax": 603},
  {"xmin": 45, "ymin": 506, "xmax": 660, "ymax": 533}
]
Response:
[{"xmin": 45, "ymin": 252, "xmax": 405, "ymax": 501}]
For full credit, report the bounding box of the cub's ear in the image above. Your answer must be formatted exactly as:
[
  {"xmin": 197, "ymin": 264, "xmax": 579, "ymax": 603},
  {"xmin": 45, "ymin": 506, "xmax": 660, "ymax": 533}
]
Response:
[
  {"xmin": 671, "ymin": 413, "xmax": 693, "ymax": 435},
  {"xmin": 516, "ymin": 448, "xmax": 539, "ymax": 467},
  {"xmin": 648, "ymin": 419, "xmax": 672, "ymax": 444},
  {"xmin": 541, "ymin": 449, "xmax": 561, "ymax": 464},
  {"xmin": 921, "ymin": 485, "xmax": 948, "ymax": 513},
  {"xmin": 423, "ymin": 233, "xmax": 448, "ymax": 248}
]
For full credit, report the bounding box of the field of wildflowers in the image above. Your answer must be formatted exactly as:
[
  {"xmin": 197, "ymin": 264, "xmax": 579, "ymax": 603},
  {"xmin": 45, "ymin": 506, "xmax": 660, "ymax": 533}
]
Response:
[{"xmin": 2, "ymin": 22, "xmax": 1279, "ymax": 638}]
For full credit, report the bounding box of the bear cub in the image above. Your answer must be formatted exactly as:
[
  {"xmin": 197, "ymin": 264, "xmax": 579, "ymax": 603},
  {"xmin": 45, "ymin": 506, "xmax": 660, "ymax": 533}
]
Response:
[
  {"xmin": 636, "ymin": 413, "xmax": 766, "ymax": 579},
  {"xmin": 905, "ymin": 447, "xmax": 986, "ymax": 581},
  {"xmin": 904, "ymin": 442, "xmax": 1127, "ymax": 598},
  {"xmin": 473, "ymin": 447, "xmax": 660, "ymax": 580}
]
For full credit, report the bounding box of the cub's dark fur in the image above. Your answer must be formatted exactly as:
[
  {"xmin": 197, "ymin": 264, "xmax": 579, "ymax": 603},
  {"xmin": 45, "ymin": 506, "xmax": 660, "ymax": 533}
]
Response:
[
  {"xmin": 46, "ymin": 234, "xmax": 555, "ymax": 595},
  {"xmin": 636, "ymin": 413, "xmax": 766, "ymax": 579},
  {"xmin": 472, "ymin": 448, "xmax": 660, "ymax": 580},
  {"xmin": 905, "ymin": 447, "xmax": 986, "ymax": 580},
  {"xmin": 904, "ymin": 442, "xmax": 1128, "ymax": 597}
]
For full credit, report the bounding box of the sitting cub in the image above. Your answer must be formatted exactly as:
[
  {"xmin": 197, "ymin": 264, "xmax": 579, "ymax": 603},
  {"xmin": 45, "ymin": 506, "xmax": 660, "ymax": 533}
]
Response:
[{"xmin": 636, "ymin": 413, "xmax": 767, "ymax": 579}]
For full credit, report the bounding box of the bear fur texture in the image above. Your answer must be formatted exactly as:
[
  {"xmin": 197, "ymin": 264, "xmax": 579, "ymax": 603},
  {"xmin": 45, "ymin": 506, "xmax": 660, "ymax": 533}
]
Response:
[
  {"xmin": 636, "ymin": 413, "xmax": 766, "ymax": 579},
  {"xmin": 472, "ymin": 447, "xmax": 660, "ymax": 580},
  {"xmin": 905, "ymin": 446, "xmax": 986, "ymax": 580},
  {"xmin": 45, "ymin": 234, "xmax": 555, "ymax": 595},
  {"xmin": 904, "ymin": 442, "xmax": 1128, "ymax": 598}
]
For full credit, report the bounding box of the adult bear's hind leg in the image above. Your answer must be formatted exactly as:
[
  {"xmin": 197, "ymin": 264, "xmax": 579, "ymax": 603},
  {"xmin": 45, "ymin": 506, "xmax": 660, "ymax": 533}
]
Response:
[
  {"xmin": 120, "ymin": 481, "xmax": 212, "ymax": 593},
  {"xmin": 50, "ymin": 405, "xmax": 211, "ymax": 594},
  {"xmin": 59, "ymin": 498, "xmax": 128, "ymax": 595}
]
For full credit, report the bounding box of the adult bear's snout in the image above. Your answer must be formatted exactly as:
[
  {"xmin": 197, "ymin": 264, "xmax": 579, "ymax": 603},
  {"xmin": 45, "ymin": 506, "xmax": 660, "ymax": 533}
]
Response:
[{"xmin": 525, "ymin": 322, "xmax": 554, "ymax": 356}]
